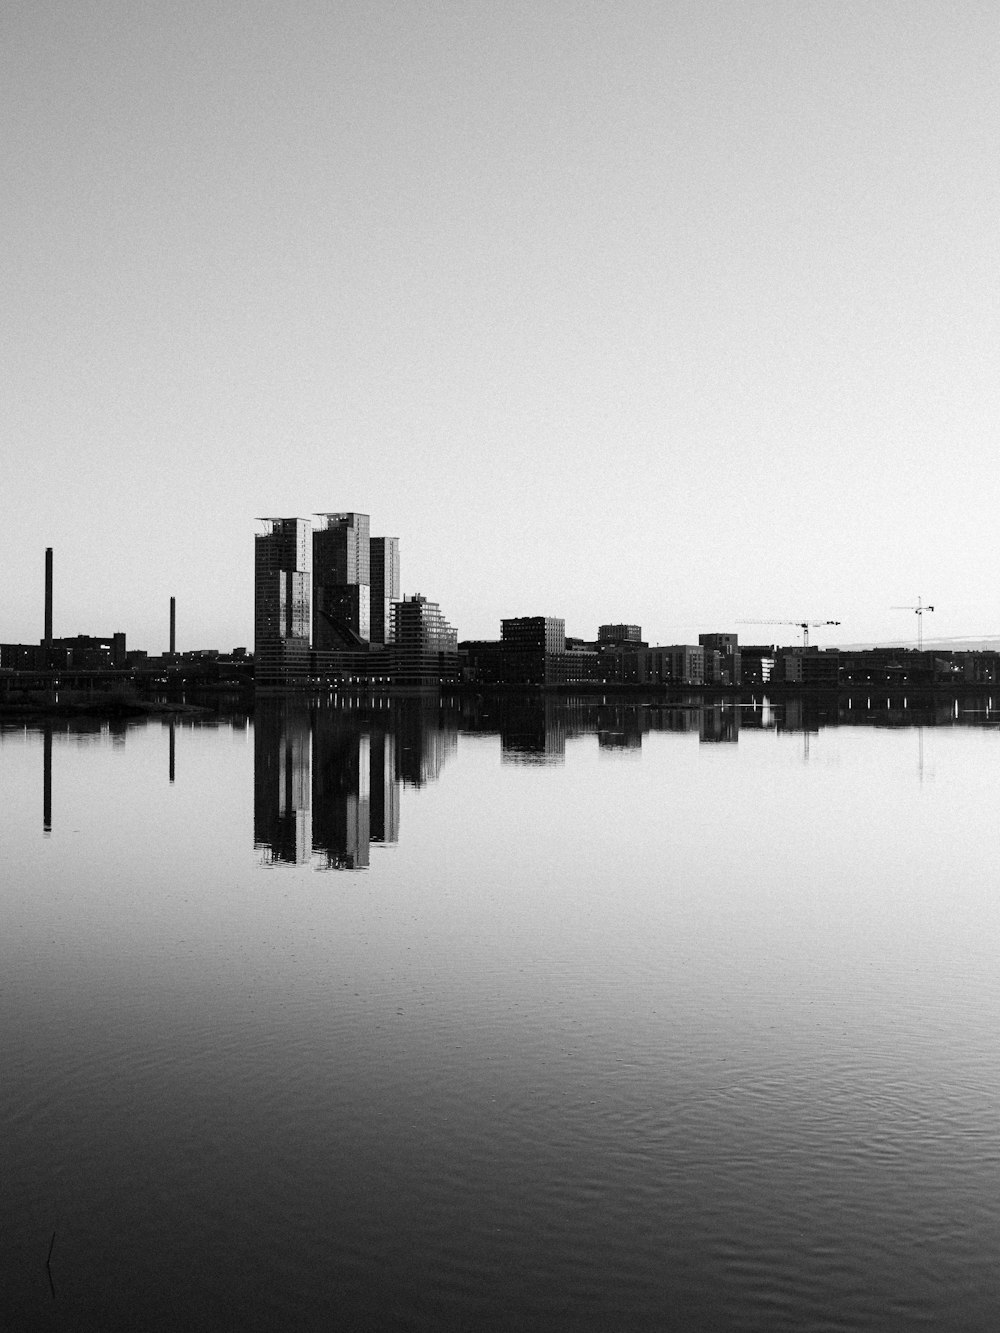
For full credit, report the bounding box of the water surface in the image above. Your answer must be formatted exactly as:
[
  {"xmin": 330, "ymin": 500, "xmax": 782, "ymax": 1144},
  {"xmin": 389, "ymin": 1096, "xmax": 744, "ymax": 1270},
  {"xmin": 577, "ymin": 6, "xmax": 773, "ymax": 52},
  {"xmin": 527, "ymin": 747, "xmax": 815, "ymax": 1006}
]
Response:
[{"xmin": 3, "ymin": 695, "xmax": 1000, "ymax": 1330}]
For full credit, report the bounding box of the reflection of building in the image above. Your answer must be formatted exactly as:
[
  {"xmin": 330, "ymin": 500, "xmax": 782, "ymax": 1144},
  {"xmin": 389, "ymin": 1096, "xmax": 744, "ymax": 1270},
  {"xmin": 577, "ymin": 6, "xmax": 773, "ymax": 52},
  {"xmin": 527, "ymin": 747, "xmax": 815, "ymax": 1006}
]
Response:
[
  {"xmin": 253, "ymin": 703, "xmax": 311, "ymax": 863},
  {"xmin": 699, "ymin": 703, "xmax": 740, "ymax": 742},
  {"xmin": 597, "ymin": 704, "xmax": 643, "ymax": 750},
  {"xmin": 312, "ymin": 718, "xmax": 370, "ymax": 869},
  {"xmin": 370, "ymin": 536, "xmax": 400, "ymax": 647},
  {"xmin": 253, "ymin": 700, "xmax": 455, "ymax": 870},
  {"xmin": 497, "ymin": 695, "xmax": 568, "ymax": 763},
  {"xmin": 369, "ymin": 728, "xmax": 400, "ymax": 844},
  {"xmin": 393, "ymin": 696, "xmax": 459, "ymax": 784},
  {"xmin": 313, "ymin": 512, "xmax": 371, "ymax": 648},
  {"xmin": 255, "ymin": 518, "xmax": 311, "ymax": 685}
]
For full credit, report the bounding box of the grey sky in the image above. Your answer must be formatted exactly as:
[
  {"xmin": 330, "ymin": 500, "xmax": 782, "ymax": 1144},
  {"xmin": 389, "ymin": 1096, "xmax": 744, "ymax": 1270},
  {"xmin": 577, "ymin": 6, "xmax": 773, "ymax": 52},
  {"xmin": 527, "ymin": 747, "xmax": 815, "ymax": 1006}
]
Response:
[{"xmin": 3, "ymin": 1, "xmax": 998, "ymax": 651}]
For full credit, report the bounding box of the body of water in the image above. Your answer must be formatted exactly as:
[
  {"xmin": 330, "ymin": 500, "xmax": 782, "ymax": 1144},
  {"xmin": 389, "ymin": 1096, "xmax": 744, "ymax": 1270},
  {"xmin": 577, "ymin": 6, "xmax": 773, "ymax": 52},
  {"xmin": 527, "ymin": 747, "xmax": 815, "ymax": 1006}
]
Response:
[{"xmin": 3, "ymin": 694, "xmax": 1000, "ymax": 1330}]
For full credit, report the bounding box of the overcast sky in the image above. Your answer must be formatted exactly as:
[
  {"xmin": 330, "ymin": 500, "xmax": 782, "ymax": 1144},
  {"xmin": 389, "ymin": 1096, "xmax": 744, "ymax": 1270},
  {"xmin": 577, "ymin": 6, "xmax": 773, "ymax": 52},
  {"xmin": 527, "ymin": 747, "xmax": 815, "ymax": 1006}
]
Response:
[{"xmin": 3, "ymin": 1, "xmax": 999, "ymax": 652}]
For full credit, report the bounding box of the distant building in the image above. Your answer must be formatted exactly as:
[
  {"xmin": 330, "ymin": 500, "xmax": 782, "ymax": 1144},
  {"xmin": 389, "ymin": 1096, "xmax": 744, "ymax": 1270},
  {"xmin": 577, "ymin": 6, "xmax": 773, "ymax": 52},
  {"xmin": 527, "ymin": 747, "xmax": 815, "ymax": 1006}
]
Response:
[
  {"xmin": 699, "ymin": 632, "xmax": 741, "ymax": 685},
  {"xmin": 0, "ymin": 643, "xmax": 67, "ymax": 671},
  {"xmin": 0, "ymin": 634, "xmax": 126, "ymax": 672},
  {"xmin": 501, "ymin": 616, "xmax": 565, "ymax": 685},
  {"xmin": 391, "ymin": 594, "xmax": 459, "ymax": 687},
  {"xmin": 739, "ymin": 645, "xmax": 776, "ymax": 685},
  {"xmin": 313, "ymin": 512, "xmax": 371, "ymax": 648},
  {"xmin": 460, "ymin": 639, "xmax": 505, "ymax": 684},
  {"xmin": 780, "ymin": 648, "xmax": 840, "ymax": 686},
  {"xmin": 598, "ymin": 624, "xmax": 644, "ymax": 647},
  {"xmin": 638, "ymin": 645, "xmax": 705, "ymax": 685},
  {"xmin": 370, "ymin": 535, "xmax": 400, "ymax": 646},
  {"xmin": 54, "ymin": 633, "xmax": 127, "ymax": 669},
  {"xmin": 255, "ymin": 517, "xmax": 311, "ymax": 685}
]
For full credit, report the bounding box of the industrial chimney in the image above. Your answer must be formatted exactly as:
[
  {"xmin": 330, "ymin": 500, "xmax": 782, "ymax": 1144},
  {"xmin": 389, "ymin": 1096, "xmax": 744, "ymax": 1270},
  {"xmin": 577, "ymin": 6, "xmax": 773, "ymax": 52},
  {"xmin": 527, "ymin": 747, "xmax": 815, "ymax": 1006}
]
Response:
[
  {"xmin": 169, "ymin": 596, "xmax": 176, "ymax": 655},
  {"xmin": 44, "ymin": 547, "xmax": 53, "ymax": 647}
]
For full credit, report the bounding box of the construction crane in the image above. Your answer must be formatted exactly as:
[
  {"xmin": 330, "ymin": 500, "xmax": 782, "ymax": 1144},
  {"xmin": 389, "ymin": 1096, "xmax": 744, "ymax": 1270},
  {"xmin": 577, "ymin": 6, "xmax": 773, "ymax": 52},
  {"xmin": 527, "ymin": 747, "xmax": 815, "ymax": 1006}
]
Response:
[
  {"xmin": 737, "ymin": 619, "xmax": 841, "ymax": 648},
  {"xmin": 891, "ymin": 597, "xmax": 935, "ymax": 650}
]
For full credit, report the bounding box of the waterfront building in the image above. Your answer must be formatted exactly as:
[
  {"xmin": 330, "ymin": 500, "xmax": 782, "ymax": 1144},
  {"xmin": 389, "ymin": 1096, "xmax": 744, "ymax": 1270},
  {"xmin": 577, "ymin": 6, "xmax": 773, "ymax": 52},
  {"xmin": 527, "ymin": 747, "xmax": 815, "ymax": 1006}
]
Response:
[
  {"xmin": 699, "ymin": 632, "xmax": 742, "ymax": 685},
  {"xmin": 459, "ymin": 639, "xmax": 505, "ymax": 685},
  {"xmin": 390, "ymin": 594, "xmax": 459, "ymax": 687},
  {"xmin": 501, "ymin": 616, "xmax": 566, "ymax": 685},
  {"xmin": 598, "ymin": 624, "xmax": 645, "ymax": 648},
  {"xmin": 255, "ymin": 518, "xmax": 311, "ymax": 685},
  {"xmin": 634, "ymin": 645, "xmax": 706, "ymax": 686},
  {"xmin": 313, "ymin": 512, "xmax": 371, "ymax": 648},
  {"xmin": 739, "ymin": 645, "xmax": 777, "ymax": 685},
  {"xmin": 780, "ymin": 648, "xmax": 841, "ymax": 686},
  {"xmin": 370, "ymin": 535, "xmax": 400, "ymax": 646}
]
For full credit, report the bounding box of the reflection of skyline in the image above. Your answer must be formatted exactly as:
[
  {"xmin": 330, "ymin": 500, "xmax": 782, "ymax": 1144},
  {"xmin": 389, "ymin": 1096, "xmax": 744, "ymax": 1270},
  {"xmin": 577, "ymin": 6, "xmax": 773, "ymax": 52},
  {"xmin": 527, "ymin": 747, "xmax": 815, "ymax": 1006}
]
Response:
[
  {"xmin": 9, "ymin": 690, "xmax": 1000, "ymax": 845},
  {"xmin": 253, "ymin": 698, "xmax": 457, "ymax": 869},
  {"xmin": 458, "ymin": 692, "xmax": 1000, "ymax": 760}
]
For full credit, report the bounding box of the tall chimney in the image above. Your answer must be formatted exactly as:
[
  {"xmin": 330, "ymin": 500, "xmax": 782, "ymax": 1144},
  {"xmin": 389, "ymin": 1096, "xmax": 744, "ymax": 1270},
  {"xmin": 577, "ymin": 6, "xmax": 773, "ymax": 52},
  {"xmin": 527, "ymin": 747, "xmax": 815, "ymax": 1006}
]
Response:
[
  {"xmin": 44, "ymin": 547, "xmax": 53, "ymax": 646},
  {"xmin": 170, "ymin": 596, "xmax": 176, "ymax": 655}
]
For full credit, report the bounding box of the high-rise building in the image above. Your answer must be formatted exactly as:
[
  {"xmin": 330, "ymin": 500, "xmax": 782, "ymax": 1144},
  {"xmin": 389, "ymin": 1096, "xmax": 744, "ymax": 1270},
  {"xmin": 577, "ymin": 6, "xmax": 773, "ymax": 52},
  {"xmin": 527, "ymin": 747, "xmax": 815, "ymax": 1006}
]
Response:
[
  {"xmin": 255, "ymin": 518, "xmax": 311, "ymax": 685},
  {"xmin": 313, "ymin": 513, "xmax": 371, "ymax": 648},
  {"xmin": 369, "ymin": 536, "xmax": 400, "ymax": 645}
]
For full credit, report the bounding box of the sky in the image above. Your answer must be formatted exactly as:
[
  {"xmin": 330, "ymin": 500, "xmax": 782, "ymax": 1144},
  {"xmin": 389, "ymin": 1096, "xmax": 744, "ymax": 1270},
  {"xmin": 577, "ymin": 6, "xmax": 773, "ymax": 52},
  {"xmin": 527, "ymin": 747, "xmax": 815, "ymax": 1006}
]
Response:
[{"xmin": 3, "ymin": 0, "xmax": 1000, "ymax": 653}]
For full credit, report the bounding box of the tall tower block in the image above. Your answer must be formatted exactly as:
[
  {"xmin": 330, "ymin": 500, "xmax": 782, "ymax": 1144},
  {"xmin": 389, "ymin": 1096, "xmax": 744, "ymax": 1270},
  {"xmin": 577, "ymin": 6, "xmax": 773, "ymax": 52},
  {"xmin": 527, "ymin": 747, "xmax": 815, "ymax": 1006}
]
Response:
[
  {"xmin": 370, "ymin": 536, "xmax": 400, "ymax": 645},
  {"xmin": 44, "ymin": 547, "xmax": 53, "ymax": 646},
  {"xmin": 255, "ymin": 518, "xmax": 311, "ymax": 685},
  {"xmin": 312, "ymin": 513, "xmax": 371, "ymax": 649}
]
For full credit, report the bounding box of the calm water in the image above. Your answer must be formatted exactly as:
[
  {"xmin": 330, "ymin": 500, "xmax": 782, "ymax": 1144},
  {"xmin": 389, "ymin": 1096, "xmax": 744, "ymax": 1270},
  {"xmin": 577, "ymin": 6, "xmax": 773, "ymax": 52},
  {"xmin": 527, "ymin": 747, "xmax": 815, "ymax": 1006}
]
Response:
[{"xmin": 4, "ymin": 694, "xmax": 1000, "ymax": 1330}]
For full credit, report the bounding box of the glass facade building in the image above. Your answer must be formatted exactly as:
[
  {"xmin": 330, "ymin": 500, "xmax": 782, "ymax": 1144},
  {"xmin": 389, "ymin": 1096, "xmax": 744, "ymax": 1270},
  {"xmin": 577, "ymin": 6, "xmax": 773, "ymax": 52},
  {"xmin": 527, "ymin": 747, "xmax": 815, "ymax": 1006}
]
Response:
[
  {"xmin": 370, "ymin": 536, "xmax": 401, "ymax": 646},
  {"xmin": 254, "ymin": 518, "xmax": 311, "ymax": 685},
  {"xmin": 390, "ymin": 594, "xmax": 459, "ymax": 686},
  {"xmin": 313, "ymin": 513, "xmax": 371, "ymax": 648}
]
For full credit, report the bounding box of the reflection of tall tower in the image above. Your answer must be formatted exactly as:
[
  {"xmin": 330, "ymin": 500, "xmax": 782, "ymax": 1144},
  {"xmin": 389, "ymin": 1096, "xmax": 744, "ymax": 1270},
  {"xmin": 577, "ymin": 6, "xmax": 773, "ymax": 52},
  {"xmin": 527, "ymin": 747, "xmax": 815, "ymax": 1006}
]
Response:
[
  {"xmin": 369, "ymin": 727, "xmax": 400, "ymax": 844},
  {"xmin": 369, "ymin": 536, "xmax": 400, "ymax": 646},
  {"xmin": 43, "ymin": 725, "xmax": 52, "ymax": 834},
  {"xmin": 313, "ymin": 513, "xmax": 371, "ymax": 648},
  {"xmin": 255, "ymin": 519, "xmax": 311, "ymax": 685},
  {"xmin": 312, "ymin": 715, "xmax": 371, "ymax": 869},
  {"xmin": 254, "ymin": 704, "xmax": 311, "ymax": 864}
]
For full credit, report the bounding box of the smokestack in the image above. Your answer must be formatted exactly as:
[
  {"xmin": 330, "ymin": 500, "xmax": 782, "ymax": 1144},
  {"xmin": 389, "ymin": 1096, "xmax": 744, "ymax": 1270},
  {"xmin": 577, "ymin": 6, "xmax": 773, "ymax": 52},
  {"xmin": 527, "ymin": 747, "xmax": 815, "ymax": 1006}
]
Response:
[
  {"xmin": 44, "ymin": 547, "xmax": 53, "ymax": 646},
  {"xmin": 169, "ymin": 596, "xmax": 176, "ymax": 655}
]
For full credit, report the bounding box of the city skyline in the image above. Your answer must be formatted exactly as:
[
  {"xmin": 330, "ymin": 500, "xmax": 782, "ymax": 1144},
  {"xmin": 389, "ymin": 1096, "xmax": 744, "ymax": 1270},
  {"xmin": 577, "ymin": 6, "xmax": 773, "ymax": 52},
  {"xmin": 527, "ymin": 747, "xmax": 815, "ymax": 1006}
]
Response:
[{"xmin": 5, "ymin": 4, "xmax": 1000, "ymax": 653}]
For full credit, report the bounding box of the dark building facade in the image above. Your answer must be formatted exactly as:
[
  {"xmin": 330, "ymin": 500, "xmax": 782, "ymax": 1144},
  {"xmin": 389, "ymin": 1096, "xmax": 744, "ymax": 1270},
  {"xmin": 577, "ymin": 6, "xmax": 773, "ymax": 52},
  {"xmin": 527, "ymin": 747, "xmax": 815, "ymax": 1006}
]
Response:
[
  {"xmin": 313, "ymin": 512, "xmax": 371, "ymax": 648},
  {"xmin": 699, "ymin": 632, "xmax": 741, "ymax": 685},
  {"xmin": 254, "ymin": 517, "xmax": 311, "ymax": 685},
  {"xmin": 500, "ymin": 616, "xmax": 566, "ymax": 685},
  {"xmin": 369, "ymin": 535, "xmax": 400, "ymax": 646},
  {"xmin": 390, "ymin": 594, "xmax": 459, "ymax": 686}
]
